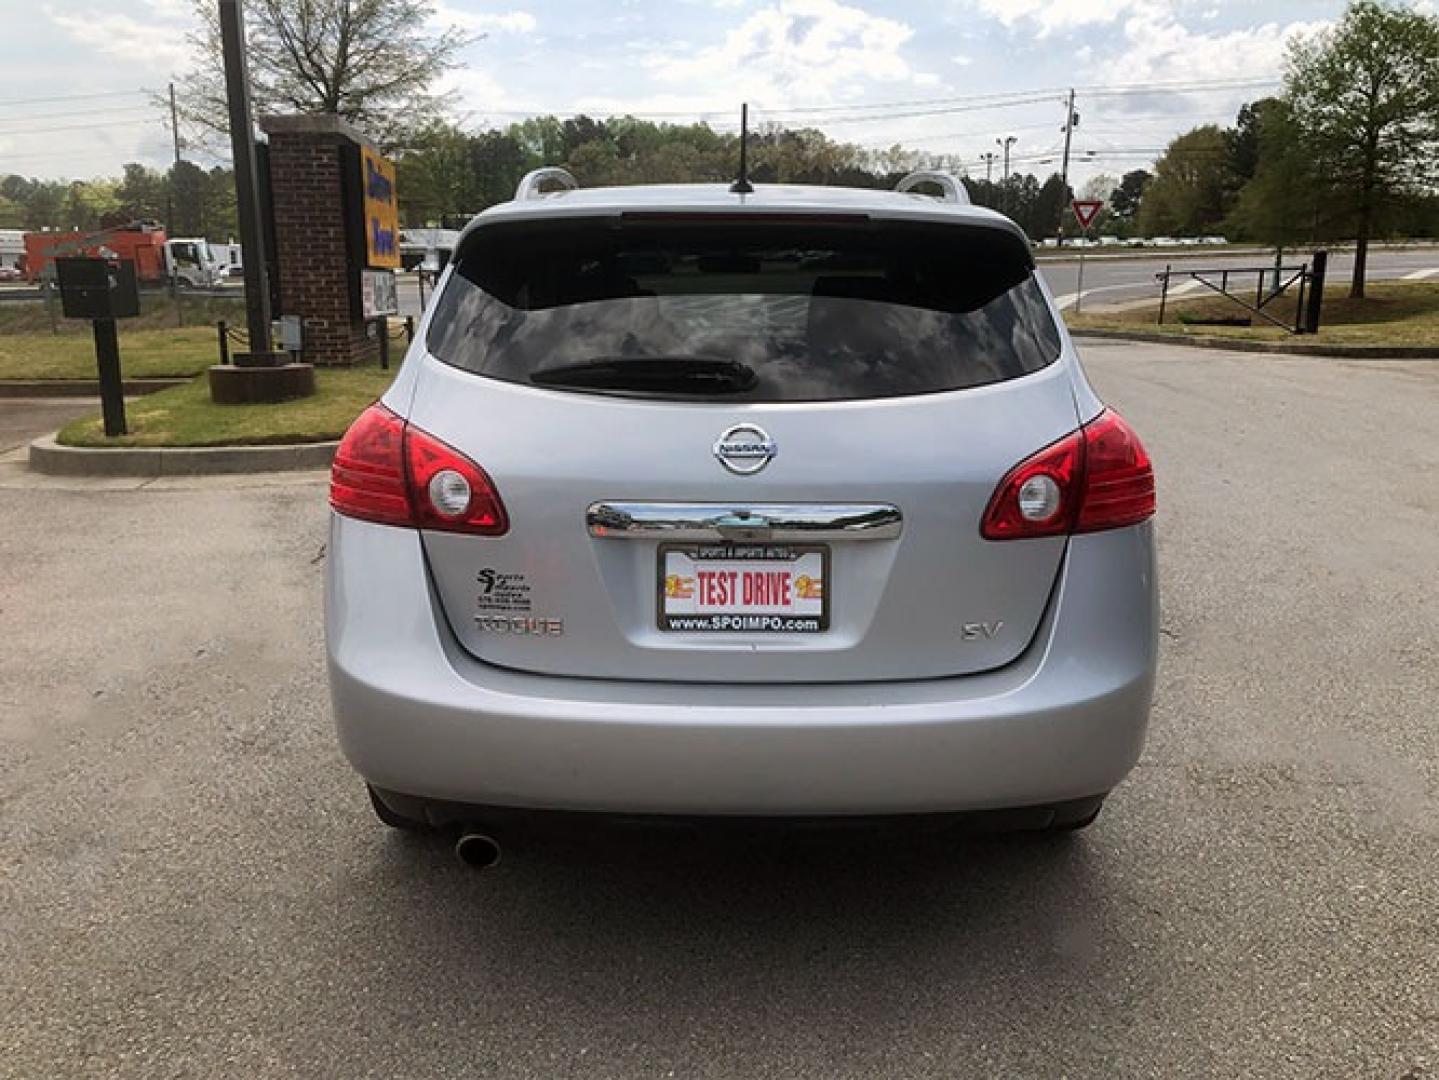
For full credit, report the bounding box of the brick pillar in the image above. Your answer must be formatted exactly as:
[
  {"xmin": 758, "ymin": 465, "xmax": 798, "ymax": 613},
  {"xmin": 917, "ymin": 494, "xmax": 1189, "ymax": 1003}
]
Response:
[{"xmin": 259, "ymin": 114, "xmax": 379, "ymax": 367}]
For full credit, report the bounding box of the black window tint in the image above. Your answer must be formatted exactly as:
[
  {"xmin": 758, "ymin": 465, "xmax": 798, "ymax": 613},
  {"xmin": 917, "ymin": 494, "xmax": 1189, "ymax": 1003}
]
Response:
[{"xmin": 426, "ymin": 219, "xmax": 1062, "ymax": 402}]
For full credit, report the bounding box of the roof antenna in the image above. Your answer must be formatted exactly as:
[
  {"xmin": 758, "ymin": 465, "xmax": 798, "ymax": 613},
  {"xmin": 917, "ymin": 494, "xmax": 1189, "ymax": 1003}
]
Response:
[{"xmin": 729, "ymin": 103, "xmax": 754, "ymax": 194}]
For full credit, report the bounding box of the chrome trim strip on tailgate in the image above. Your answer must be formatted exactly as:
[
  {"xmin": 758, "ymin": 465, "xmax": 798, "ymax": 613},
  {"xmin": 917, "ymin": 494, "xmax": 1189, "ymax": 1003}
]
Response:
[{"xmin": 587, "ymin": 502, "xmax": 903, "ymax": 542}]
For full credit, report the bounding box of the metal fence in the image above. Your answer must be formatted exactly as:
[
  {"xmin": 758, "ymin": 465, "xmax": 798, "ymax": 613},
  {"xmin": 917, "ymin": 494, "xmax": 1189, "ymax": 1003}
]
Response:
[{"xmin": 1156, "ymin": 250, "xmax": 1328, "ymax": 335}]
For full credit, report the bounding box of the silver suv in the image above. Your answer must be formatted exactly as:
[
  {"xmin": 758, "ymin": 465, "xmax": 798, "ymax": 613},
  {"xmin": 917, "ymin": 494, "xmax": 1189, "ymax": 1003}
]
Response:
[{"xmin": 326, "ymin": 169, "xmax": 1157, "ymax": 864}]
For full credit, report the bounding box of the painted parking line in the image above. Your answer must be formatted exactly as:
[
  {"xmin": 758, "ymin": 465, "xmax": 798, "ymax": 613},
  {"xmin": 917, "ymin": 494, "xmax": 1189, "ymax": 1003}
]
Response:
[
  {"xmin": 1053, "ymin": 278, "xmax": 1206, "ymax": 311},
  {"xmin": 1401, "ymin": 267, "xmax": 1439, "ymax": 281}
]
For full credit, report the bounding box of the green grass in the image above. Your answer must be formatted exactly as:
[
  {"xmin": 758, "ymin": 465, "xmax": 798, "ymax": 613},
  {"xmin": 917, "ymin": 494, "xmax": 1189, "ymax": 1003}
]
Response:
[
  {"xmin": 0, "ymin": 326, "xmax": 223, "ymax": 380},
  {"xmin": 0, "ymin": 293, "xmax": 247, "ymax": 380},
  {"xmin": 57, "ymin": 365, "xmax": 397, "ymax": 448},
  {"xmin": 1066, "ymin": 280, "xmax": 1439, "ymax": 347}
]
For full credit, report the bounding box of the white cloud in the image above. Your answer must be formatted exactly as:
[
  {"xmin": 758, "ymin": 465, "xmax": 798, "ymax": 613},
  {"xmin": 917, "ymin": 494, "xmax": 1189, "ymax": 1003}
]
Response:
[
  {"xmin": 44, "ymin": 6, "xmax": 194, "ymax": 72},
  {"xmin": 431, "ymin": 4, "xmax": 538, "ymax": 34},
  {"xmin": 1087, "ymin": 7, "xmax": 1328, "ymax": 87},
  {"xmin": 649, "ymin": 0, "xmax": 917, "ymax": 103},
  {"xmin": 142, "ymin": 0, "xmax": 194, "ymax": 18},
  {"xmin": 972, "ymin": 0, "xmax": 1128, "ymax": 35},
  {"xmin": 436, "ymin": 64, "xmax": 512, "ymax": 120},
  {"xmin": 952, "ymin": 52, "xmax": 974, "ymax": 66}
]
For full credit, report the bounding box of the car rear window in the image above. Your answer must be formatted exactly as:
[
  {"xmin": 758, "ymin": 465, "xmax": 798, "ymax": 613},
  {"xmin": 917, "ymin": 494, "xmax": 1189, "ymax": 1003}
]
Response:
[{"xmin": 425, "ymin": 217, "xmax": 1062, "ymax": 402}]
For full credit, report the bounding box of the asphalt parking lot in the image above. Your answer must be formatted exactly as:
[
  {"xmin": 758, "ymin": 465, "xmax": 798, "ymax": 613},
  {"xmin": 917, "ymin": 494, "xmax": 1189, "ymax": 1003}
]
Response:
[
  {"xmin": 2, "ymin": 341, "xmax": 1436, "ymax": 1079},
  {"xmin": 0, "ymin": 398, "xmax": 93, "ymax": 455}
]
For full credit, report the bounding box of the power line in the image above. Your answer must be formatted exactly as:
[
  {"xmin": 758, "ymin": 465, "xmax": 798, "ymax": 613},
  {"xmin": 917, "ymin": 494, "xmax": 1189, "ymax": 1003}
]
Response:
[
  {"xmin": 1075, "ymin": 77, "xmax": 1281, "ymax": 97},
  {"xmin": 758, "ymin": 88, "xmax": 1067, "ymax": 118},
  {"xmin": 745, "ymin": 77, "xmax": 1277, "ymax": 121},
  {"xmin": 758, "ymin": 95, "xmax": 1063, "ymax": 127},
  {"xmin": 0, "ymin": 104, "xmax": 156, "ymax": 127},
  {"xmin": 0, "ymin": 89, "xmax": 147, "ymax": 109},
  {"xmin": 456, "ymin": 76, "xmax": 1280, "ymax": 130},
  {"xmin": 0, "ymin": 117, "xmax": 163, "ymax": 137},
  {"xmin": 856, "ymin": 120, "xmax": 1063, "ymax": 148}
]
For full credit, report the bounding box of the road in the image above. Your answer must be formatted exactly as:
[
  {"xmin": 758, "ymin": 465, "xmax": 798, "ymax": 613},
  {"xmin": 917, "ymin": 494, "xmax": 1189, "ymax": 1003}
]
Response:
[
  {"xmin": 2, "ymin": 342, "xmax": 1437, "ymax": 1078},
  {"xmin": 1038, "ymin": 246, "xmax": 1439, "ymax": 311},
  {"xmin": 7, "ymin": 246, "xmax": 1438, "ymax": 318},
  {"xmin": 393, "ymin": 249, "xmax": 1439, "ymax": 318},
  {"xmin": 0, "ymin": 398, "xmax": 93, "ymax": 454}
]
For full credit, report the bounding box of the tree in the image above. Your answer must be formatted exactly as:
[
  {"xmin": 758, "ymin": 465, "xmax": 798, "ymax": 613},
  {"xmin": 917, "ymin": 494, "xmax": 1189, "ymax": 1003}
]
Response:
[
  {"xmin": 169, "ymin": 161, "xmax": 235, "ymax": 238},
  {"xmin": 1137, "ymin": 126, "xmax": 1232, "ymax": 236},
  {"xmin": 175, "ymin": 0, "xmax": 472, "ymax": 148},
  {"xmin": 1286, "ymin": 0, "xmax": 1439, "ymax": 297},
  {"xmin": 1030, "ymin": 173, "xmax": 1073, "ymax": 239},
  {"xmin": 1228, "ymin": 99, "xmax": 1277, "ymax": 187},
  {"xmin": 62, "ymin": 181, "xmax": 121, "ymax": 232},
  {"xmin": 115, "ymin": 164, "xmax": 168, "ymax": 223},
  {"xmin": 1225, "ymin": 99, "xmax": 1326, "ymax": 248},
  {"xmin": 395, "ymin": 123, "xmax": 480, "ymax": 226},
  {"xmin": 466, "ymin": 129, "xmax": 529, "ymax": 211},
  {"xmin": 1109, "ymin": 169, "xmax": 1151, "ymax": 225},
  {"xmin": 0, "ymin": 192, "xmax": 23, "ymax": 228}
]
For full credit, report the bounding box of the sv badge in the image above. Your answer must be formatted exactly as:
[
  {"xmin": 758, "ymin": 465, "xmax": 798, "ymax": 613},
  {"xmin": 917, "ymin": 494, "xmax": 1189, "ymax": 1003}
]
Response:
[{"xmin": 961, "ymin": 621, "xmax": 1004, "ymax": 641}]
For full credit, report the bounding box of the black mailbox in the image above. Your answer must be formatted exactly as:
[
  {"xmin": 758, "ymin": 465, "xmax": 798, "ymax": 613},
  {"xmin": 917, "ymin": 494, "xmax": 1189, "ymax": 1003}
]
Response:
[{"xmin": 56, "ymin": 257, "xmax": 141, "ymax": 320}]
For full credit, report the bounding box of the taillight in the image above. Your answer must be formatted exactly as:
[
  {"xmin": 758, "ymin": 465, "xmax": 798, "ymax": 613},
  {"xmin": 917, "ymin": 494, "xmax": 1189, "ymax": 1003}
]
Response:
[
  {"xmin": 403, "ymin": 423, "xmax": 508, "ymax": 534},
  {"xmin": 1074, "ymin": 409, "xmax": 1156, "ymax": 533},
  {"xmin": 330, "ymin": 403, "xmax": 509, "ymax": 535},
  {"xmin": 330, "ymin": 403, "xmax": 410, "ymax": 527},
  {"xmin": 981, "ymin": 409, "xmax": 1153, "ymax": 541}
]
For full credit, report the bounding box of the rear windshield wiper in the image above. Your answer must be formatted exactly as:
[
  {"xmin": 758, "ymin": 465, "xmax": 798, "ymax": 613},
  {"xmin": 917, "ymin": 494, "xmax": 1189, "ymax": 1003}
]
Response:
[{"xmin": 529, "ymin": 356, "xmax": 757, "ymax": 394}]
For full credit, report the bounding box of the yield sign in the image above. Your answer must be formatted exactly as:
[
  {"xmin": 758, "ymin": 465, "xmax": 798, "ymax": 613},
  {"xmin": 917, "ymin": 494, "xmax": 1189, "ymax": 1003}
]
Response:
[{"xmin": 1072, "ymin": 199, "xmax": 1104, "ymax": 230}]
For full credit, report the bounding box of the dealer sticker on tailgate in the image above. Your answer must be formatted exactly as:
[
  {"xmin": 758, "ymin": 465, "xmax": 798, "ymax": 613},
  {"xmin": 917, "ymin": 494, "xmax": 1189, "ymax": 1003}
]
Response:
[{"xmin": 658, "ymin": 544, "xmax": 828, "ymax": 633}]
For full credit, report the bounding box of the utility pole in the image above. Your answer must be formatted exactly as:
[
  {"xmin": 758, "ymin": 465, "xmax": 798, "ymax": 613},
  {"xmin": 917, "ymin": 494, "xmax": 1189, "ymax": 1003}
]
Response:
[
  {"xmin": 1057, "ymin": 88, "xmax": 1077, "ymax": 247},
  {"xmin": 219, "ymin": 0, "xmax": 278, "ymax": 363},
  {"xmin": 167, "ymin": 81, "xmax": 183, "ymax": 316},
  {"xmin": 168, "ymin": 82, "xmax": 182, "ymax": 166}
]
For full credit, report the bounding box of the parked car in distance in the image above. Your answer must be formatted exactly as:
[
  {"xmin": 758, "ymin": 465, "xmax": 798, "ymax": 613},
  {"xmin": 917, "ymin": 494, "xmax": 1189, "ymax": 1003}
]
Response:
[
  {"xmin": 0, "ymin": 265, "xmax": 22, "ymax": 282},
  {"xmin": 326, "ymin": 168, "xmax": 1159, "ymax": 866}
]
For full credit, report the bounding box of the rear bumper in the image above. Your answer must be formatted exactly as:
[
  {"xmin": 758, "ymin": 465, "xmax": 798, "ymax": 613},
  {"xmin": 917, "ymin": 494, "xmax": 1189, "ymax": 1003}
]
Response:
[{"xmin": 326, "ymin": 516, "xmax": 1158, "ymax": 816}]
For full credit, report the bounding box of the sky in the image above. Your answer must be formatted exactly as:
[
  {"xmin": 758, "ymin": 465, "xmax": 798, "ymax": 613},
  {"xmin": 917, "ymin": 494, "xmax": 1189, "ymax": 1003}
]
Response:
[{"xmin": 0, "ymin": 0, "xmax": 1398, "ymax": 190}]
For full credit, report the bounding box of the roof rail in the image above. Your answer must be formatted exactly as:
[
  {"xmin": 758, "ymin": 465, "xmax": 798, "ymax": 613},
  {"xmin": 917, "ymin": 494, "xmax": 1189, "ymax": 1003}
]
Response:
[
  {"xmin": 514, "ymin": 167, "xmax": 579, "ymax": 201},
  {"xmin": 895, "ymin": 170, "xmax": 970, "ymax": 205}
]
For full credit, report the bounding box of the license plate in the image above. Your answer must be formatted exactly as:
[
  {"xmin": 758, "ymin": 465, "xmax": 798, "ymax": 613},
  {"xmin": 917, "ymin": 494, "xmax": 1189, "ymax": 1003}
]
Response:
[{"xmin": 658, "ymin": 544, "xmax": 829, "ymax": 633}]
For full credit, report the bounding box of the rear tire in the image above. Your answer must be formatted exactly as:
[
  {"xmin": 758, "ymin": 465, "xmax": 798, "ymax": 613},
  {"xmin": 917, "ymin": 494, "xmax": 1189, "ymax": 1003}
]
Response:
[{"xmin": 367, "ymin": 785, "xmax": 429, "ymax": 831}]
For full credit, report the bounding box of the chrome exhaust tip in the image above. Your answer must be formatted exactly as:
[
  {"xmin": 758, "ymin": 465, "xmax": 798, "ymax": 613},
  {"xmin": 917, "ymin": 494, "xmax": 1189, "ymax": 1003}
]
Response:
[{"xmin": 454, "ymin": 830, "xmax": 502, "ymax": 870}]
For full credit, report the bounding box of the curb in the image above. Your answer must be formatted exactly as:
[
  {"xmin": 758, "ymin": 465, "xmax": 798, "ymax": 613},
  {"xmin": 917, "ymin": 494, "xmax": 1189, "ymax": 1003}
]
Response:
[
  {"xmin": 28, "ymin": 433, "xmax": 338, "ymax": 477},
  {"xmin": 0, "ymin": 378, "xmax": 190, "ymax": 399},
  {"xmin": 1068, "ymin": 328, "xmax": 1439, "ymax": 359}
]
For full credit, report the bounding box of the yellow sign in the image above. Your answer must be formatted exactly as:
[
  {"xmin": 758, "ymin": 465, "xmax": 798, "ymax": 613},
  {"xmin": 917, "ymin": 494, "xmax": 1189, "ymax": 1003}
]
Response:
[{"xmin": 360, "ymin": 146, "xmax": 400, "ymax": 269}]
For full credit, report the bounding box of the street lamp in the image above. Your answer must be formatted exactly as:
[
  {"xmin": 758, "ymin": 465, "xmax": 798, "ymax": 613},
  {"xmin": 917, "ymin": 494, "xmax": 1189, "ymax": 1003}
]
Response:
[
  {"xmin": 996, "ymin": 136, "xmax": 1018, "ymax": 181},
  {"xmin": 996, "ymin": 136, "xmax": 1018, "ymax": 213}
]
